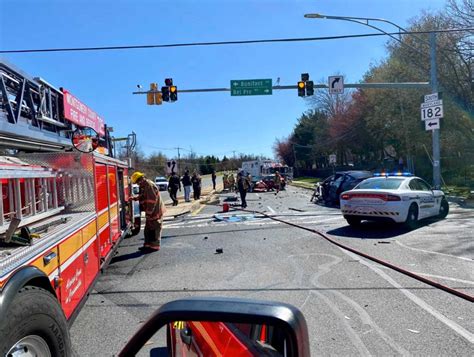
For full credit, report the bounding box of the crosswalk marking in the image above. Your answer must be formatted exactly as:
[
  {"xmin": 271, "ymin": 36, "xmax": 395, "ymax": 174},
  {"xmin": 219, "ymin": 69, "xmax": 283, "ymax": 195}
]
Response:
[{"xmin": 164, "ymin": 213, "xmax": 343, "ymax": 229}]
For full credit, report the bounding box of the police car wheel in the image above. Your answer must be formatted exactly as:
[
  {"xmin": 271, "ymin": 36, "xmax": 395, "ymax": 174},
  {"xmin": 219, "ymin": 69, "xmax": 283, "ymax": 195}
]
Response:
[
  {"xmin": 405, "ymin": 204, "xmax": 418, "ymax": 229},
  {"xmin": 438, "ymin": 198, "xmax": 449, "ymax": 219},
  {"xmin": 346, "ymin": 217, "xmax": 361, "ymax": 227}
]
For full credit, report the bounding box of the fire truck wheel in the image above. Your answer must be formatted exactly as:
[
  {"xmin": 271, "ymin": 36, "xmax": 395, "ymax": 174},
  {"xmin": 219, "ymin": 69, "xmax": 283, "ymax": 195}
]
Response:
[
  {"xmin": 0, "ymin": 286, "xmax": 71, "ymax": 357},
  {"xmin": 131, "ymin": 217, "xmax": 141, "ymax": 236}
]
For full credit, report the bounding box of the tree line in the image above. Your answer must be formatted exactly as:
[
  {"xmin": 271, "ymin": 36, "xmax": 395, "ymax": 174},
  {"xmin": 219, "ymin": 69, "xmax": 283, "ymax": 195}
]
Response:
[
  {"xmin": 274, "ymin": 0, "xmax": 473, "ymax": 186},
  {"xmin": 121, "ymin": 147, "xmax": 269, "ymax": 178}
]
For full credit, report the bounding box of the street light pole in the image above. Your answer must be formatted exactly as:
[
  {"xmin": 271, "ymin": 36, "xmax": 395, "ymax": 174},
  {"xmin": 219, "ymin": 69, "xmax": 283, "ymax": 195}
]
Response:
[
  {"xmin": 305, "ymin": 13, "xmax": 442, "ymax": 187},
  {"xmin": 430, "ymin": 32, "xmax": 441, "ymax": 188}
]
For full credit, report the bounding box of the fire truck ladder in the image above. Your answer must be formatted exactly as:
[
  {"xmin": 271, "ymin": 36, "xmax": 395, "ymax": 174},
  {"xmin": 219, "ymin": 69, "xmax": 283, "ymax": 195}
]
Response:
[
  {"xmin": 0, "ymin": 157, "xmax": 63, "ymax": 236},
  {"xmin": 0, "ymin": 59, "xmax": 74, "ymax": 151}
]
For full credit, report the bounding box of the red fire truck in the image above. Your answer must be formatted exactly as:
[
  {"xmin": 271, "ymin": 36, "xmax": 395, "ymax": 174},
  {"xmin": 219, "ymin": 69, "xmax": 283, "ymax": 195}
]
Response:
[{"xmin": 0, "ymin": 60, "xmax": 137, "ymax": 355}]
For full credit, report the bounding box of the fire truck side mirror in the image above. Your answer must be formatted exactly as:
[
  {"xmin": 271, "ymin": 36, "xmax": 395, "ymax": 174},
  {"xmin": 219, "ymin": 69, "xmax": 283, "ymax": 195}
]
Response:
[
  {"xmin": 118, "ymin": 297, "xmax": 310, "ymax": 357},
  {"xmin": 72, "ymin": 127, "xmax": 100, "ymax": 153}
]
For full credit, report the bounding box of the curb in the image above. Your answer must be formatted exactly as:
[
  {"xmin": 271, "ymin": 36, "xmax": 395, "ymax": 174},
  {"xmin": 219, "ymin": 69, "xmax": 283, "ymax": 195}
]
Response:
[
  {"xmin": 446, "ymin": 195, "xmax": 474, "ymax": 208},
  {"xmin": 290, "ymin": 182, "xmax": 315, "ymax": 191}
]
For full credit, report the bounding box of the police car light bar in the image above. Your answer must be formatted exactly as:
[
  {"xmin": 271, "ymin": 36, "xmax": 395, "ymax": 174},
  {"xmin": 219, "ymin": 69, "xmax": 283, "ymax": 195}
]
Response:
[{"xmin": 373, "ymin": 172, "xmax": 413, "ymax": 177}]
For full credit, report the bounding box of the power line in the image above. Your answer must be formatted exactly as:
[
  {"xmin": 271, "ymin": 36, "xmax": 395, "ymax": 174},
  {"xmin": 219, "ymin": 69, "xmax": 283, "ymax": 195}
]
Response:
[{"xmin": 1, "ymin": 28, "xmax": 471, "ymax": 54}]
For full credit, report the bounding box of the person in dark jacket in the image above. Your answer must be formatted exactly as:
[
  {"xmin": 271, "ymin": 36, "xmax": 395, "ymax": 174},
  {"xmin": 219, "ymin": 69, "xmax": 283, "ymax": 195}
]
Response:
[
  {"xmin": 191, "ymin": 172, "xmax": 202, "ymax": 200},
  {"xmin": 181, "ymin": 170, "xmax": 192, "ymax": 202},
  {"xmin": 168, "ymin": 171, "xmax": 181, "ymax": 206},
  {"xmin": 237, "ymin": 171, "xmax": 249, "ymax": 208},
  {"xmin": 211, "ymin": 171, "xmax": 217, "ymax": 190}
]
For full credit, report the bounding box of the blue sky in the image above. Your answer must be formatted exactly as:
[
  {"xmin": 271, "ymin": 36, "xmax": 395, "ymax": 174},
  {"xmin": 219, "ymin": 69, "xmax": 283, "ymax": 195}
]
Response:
[{"xmin": 0, "ymin": 0, "xmax": 445, "ymax": 159}]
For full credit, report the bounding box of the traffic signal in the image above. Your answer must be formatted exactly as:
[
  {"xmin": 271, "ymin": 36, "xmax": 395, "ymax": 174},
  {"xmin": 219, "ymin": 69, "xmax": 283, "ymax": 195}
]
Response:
[
  {"xmin": 161, "ymin": 86, "xmax": 170, "ymax": 102},
  {"xmin": 165, "ymin": 78, "xmax": 173, "ymax": 87},
  {"xmin": 147, "ymin": 83, "xmax": 162, "ymax": 105},
  {"xmin": 301, "ymin": 73, "xmax": 309, "ymax": 82},
  {"xmin": 305, "ymin": 81, "xmax": 314, "ymax": 96},
  {"xmin": 170, "ymin": 85, "xmax": 178, "ymax": 102},
  {"xmin": 298, "ymin": 81, "xmax": 305, "ymax": 97}
]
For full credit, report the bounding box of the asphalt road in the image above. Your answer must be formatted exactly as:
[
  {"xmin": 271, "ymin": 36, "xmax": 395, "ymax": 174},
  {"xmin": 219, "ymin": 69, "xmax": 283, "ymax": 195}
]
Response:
[{"xmin": 70, "ymin": 186, "xmax": 474, "ymax": 356}]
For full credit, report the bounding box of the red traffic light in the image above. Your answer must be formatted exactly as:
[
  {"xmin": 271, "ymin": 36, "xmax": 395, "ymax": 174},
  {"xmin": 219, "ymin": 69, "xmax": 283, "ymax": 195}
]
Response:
[{"xmin": 165, "ymin": 78, "xmax": 173, "ymax": 86}]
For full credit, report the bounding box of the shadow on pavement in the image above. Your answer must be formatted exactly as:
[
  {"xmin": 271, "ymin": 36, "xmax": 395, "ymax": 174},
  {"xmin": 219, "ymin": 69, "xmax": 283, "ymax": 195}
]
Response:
[
  {"xmin": 327, "ymin": 222, "xmax": 407, "ymax": 239},
  {"xmin": 110, "ymin": 249, "xmax": 155, "ymax": 264},
  {"xmin": 327, "ymin": 218, "xmax": 445, "ymax": 239}
]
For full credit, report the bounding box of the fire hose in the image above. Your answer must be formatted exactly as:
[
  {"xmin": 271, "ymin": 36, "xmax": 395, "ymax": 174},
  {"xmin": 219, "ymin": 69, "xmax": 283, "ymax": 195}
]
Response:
[{"xmin": 226, "ymin": 205, "xmax": 474, "ymax": 303}]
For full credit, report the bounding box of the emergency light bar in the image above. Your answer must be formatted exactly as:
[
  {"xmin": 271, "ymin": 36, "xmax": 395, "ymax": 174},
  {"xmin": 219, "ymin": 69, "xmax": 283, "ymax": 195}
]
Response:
[{"xmin": 373, "ymin": 172, "xmax": 413, "ymax": 177}]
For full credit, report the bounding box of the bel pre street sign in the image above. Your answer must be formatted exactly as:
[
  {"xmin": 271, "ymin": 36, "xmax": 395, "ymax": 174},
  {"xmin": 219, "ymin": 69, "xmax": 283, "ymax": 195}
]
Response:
[
  {"xmin": 328, "ymin": 76, "xmax": 344, "ymax": 94},
  {"xmin": 425, "ymin": 118, "xmax": 440, "ymax": 131},
  {"xmin": 231, "ymin": 79, "xmax": 272, "ymax": 96}
]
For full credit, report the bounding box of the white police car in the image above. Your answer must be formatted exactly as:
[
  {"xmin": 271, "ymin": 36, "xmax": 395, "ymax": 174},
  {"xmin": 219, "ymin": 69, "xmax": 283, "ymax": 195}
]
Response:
[{"xmin": 340, "ymin": 173, "xmax": 449, "ymax": 228}]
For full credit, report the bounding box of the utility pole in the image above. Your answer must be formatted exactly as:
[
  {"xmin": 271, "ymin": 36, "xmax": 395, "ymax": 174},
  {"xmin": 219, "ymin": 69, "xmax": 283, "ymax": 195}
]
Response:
[
  {"xmin": 175, "ymin": 147, "xmax": 182, "ymax": 175},
  {"xmin": 430, "ymin": 32, "xmax": 441, "ymax": 189},
  {"xmin": 292, "ymin": 144, "xmax": 297, "ymax": 175},
  {"xmin": 304, "ymin": 13, "xmax": 443, "ymax": 188}
]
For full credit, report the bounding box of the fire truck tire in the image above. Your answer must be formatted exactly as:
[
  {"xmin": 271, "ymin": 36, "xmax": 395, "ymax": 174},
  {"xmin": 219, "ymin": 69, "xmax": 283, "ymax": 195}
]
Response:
[
  {"xmin": 131, "ymin": 216, "xmax": 141, "ymax": 236},
  {"xmin": 0, "ymin": 286, "xmax": 71, "ymax": 357}
]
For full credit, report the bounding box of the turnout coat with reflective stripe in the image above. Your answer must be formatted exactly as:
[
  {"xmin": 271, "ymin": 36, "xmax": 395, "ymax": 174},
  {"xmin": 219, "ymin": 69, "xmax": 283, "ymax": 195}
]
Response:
[{"xmin": 139, "ymin": 179, "xmax": 165, "ymax": 222}]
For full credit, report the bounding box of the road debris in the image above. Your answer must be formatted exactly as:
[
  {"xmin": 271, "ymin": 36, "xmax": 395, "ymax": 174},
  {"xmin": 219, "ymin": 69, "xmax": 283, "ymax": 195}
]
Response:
[
  {"xmin": 215, "ymin": 248, "xmax": 224, "ymax": 254},
  {"xmin": 289, "ymin": 207, "xmax": 305, "ymax": 212},
  {"xmin": 214, "ymin": 214, "xmax": 256, "ymax": 222},
  {"xmin": 407, "ymin": 329, "xmax": 420, "ymax": 334}
]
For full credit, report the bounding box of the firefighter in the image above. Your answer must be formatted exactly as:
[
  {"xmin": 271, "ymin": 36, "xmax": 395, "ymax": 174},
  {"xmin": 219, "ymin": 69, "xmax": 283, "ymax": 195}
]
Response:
[
  {"xmin": 237, "ymin": 171, "xmax": 248, "ymax": 208},
  {"xmin": 131, "ymin": 171, "xmax": 164, "ymax": 251},
  {"xmin": 274, "ymin": 171, "xmax": 282, "ymax": 194},
  {"xmin": 223, "ymin": 172, "xmax": 228, "ymax": 190},
  {"xmin": 228, "ymin": 173, "xmax": 235, "ymax": 192}
]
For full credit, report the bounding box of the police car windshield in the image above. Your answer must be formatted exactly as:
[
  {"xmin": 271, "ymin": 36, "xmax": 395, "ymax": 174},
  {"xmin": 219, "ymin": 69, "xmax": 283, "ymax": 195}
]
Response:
[{"xmin": 355, "ymin": 178, "xmax": 403, "ymax": 190}]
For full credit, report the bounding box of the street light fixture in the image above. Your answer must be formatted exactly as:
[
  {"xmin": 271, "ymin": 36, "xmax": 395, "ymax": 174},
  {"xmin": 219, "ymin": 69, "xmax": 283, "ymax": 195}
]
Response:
[
  {"xmin": 304, "ymin": 13, "xmax": 420, "ymax": 43},
  {"xmin": 304, "ymin": 13, "xmax": 442, "ymax": 188}
]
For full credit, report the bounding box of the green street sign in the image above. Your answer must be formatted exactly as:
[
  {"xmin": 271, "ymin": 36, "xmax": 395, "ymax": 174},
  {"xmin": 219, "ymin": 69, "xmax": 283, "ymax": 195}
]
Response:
[{"xmin": 230, "ymin": 79, "xmax": 272, "ymax": 96}]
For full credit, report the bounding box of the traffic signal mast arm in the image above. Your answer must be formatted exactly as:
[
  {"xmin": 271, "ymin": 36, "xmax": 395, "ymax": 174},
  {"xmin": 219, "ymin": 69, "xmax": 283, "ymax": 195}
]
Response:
[{"xmin": 134, "ymin": 81, "xmax": 430, "ymax": 95}]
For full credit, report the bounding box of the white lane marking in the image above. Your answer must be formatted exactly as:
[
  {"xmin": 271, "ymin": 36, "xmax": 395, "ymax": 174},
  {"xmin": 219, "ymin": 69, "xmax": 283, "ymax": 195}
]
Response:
[
  {"xmin": 414, "ymin": 273, "xmax": 474, "ymax": 286},
  {"xmin": 342, "ymin": 249, "xmax": 474, "ymax": 344},
  {"xmin": 308, "ymin": 253, "xmax": 410, "ymax": 356},
  {"xmin": 310, "ymin": 289, "xmax": 371, "ymax": 355},
  {"xmin": 163, "ymin": 215, "xmax": 342, "ymax": 229},
  {"xmin": 267, "ymin": 206, "xmax": 275, "ymax": 213},
  {"xmin": 395, "ymin": 240, "xmax": 473, "ymax": 262},
  {"xmin": 290, "ymin": 253, "xmax": 409, "ymax": 356},
  {"xmin": 377, "ymin": 265, "xmax": 474, "ymax": 285}
]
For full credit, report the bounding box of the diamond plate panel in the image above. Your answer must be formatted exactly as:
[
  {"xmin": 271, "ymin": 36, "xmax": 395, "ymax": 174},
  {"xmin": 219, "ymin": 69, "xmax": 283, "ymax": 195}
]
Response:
[{"xmin": 16, "ymin": 152, "xmax": 96, "ymax": 213}]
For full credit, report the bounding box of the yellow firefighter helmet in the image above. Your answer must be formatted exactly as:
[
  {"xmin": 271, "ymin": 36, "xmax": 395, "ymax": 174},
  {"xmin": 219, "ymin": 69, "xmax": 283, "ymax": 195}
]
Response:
[{"xmin": 131, "ymin": 171, "xmax": 145, "ymax": 184}]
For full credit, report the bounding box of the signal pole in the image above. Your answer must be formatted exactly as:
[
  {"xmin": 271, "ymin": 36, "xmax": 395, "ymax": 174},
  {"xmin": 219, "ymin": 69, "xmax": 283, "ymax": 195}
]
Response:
[
  {"xmin": 430, "ymin": 32, "xmax": 441, "ymax": 189},
  {"xmin": 174, "ymin": 147, "xmax": 183, "ymax": 175}
]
